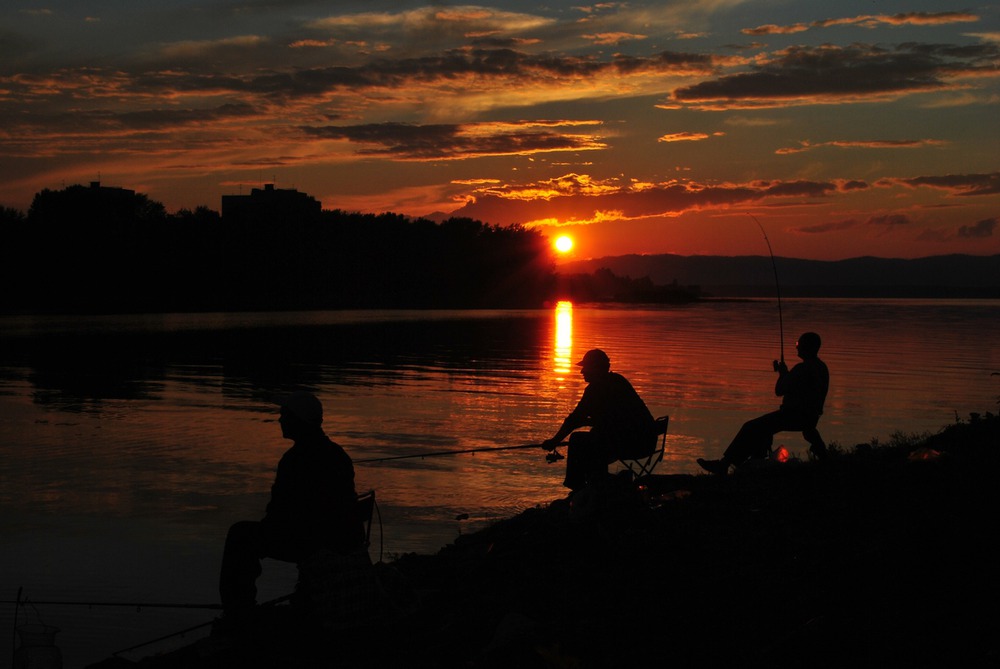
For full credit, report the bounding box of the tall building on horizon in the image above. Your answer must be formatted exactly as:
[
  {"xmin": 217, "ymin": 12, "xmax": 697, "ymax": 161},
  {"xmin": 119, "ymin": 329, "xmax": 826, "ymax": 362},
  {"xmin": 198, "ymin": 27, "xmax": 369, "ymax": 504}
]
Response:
[{"xmin": 221, "ymin": 183, "xmax": 322, "ymax": 224}]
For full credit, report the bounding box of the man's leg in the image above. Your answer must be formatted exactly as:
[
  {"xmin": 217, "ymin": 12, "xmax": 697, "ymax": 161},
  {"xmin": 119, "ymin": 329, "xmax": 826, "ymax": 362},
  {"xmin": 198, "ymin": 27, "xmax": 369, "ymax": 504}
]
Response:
[
  {"xmin": 723, "ymin": 411, "xmax": 783, "ymax": 465},
  {"xmin": 219, "ymin": 520, "xmax": 265, "ymax": 614},
  {"xmin": 802, "ymin": 425, "xmax": 828, "ymax": 459},
  {"xmin": 699, "ymin": 412, "xmax": 780, "ymax": 474},
  {"xmin": 564, "ymin": 431, "xmax": 608, "ymax": 490}
]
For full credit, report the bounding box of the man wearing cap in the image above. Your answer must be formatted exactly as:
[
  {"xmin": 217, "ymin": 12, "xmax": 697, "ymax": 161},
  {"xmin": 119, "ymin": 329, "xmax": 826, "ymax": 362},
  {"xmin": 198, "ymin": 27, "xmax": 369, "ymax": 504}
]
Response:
[
  {"xmin": 543, "ymin": 349, "xmax": 657, "ymax": 491},
  {"xmin": 218, "ymin": 391, "xmax": 364, "ymax": 621}
]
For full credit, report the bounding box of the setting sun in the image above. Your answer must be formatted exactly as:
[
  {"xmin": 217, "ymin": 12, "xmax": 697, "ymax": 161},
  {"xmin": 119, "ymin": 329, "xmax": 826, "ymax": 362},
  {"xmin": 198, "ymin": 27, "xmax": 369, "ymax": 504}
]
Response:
[{"xmin": 554, "ymin": 235, "xmax": 574, "ymax": 254}]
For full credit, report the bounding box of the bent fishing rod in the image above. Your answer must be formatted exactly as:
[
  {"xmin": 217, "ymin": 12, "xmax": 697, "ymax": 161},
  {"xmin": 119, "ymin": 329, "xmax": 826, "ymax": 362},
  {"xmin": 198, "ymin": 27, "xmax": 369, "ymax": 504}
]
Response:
[{"xmin": 747, "ymin": 212, "xmax": 785, "ymax": 365}]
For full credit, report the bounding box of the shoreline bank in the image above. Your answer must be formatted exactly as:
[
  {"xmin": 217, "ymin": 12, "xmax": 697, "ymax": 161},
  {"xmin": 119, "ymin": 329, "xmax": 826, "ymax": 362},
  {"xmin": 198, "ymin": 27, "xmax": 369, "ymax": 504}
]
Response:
[{"xmin": 89, "ymin": 412, "xmax": 999, "ymax": 668}]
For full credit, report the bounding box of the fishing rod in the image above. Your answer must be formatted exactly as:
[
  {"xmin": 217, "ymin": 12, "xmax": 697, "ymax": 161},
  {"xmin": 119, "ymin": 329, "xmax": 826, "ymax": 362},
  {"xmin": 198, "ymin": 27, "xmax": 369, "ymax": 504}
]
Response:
[
  {"xmin": 110, "ymin": 592, "xmax": 294, "ymax": 658},
  {"xmin": 747, "ymin": 212, "xmax": 784, "ymax": 365},
  {"xmin": 354, "ymin": 442, "xmax": 549, "ymax": 465},
  {"xmin": 2, "ymin": 598, "xmax": 223, "ymax": 610},
  {"xmin": 6, "ymin": 590, "xmax": 289, "ymax": 658}
]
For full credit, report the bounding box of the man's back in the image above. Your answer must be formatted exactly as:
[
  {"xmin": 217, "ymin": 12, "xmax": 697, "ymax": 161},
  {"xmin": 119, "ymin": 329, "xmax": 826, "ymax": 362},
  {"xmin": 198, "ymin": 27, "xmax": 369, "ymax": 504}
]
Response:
[
  {"xmin": 576, "ymin": 371, "xmax": 655, "ymax": 443},
  {"xmin": 267, "ymin": 434, "xmax": 362, "ymax": 553}
]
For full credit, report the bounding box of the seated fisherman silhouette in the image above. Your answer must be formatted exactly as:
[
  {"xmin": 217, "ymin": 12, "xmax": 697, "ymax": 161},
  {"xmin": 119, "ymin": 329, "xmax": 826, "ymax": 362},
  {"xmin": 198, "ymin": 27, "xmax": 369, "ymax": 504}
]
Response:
[
  {"xmin": 697, "ymin": 332, "xmax": 829, "ymax": 475},
  {"xmin": 542, "ymin": 349, "xmax": 658, "ymax": 491},
  {"xmin": 218, "ymin": 391, "xmax": 364, "ymax": 626}
]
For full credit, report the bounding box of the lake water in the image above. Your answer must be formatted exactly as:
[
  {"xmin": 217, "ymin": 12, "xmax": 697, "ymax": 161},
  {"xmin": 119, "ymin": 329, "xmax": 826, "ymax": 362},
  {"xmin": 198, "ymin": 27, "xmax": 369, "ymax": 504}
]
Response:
[{"xmin": 1, "ymin": 298, "xmax": 998, "ymax": 666}]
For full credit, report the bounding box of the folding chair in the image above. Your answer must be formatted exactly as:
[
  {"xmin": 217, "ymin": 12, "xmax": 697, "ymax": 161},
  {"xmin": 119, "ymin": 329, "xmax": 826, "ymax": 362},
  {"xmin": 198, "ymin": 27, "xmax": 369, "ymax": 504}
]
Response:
[
  {"xmin": 295, "ymin": 489, "xmax": 383, "ymax": 624},
  {"xmin": 619, "ymin": 415, "xmax": 669, "ymax": 480},
  {"xmin": 355, "ymin": 489, "xmax": 381, "ymax": 562}
]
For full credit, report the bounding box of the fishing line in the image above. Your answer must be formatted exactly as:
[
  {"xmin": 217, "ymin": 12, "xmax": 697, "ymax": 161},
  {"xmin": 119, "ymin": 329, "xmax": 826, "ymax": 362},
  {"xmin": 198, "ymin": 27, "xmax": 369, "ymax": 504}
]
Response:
[
  {"xmin": 747, "ymin": 213, "xmax": 784, "ymax": 364},
  {"xmin": 353, "ymin": 442, "xmax": 547, "ymax": 464}
]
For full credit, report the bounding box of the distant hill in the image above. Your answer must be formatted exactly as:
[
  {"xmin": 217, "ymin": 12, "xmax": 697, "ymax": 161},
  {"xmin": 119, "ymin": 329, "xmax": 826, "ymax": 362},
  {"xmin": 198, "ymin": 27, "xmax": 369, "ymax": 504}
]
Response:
[{"xmin": 559, "ymin": 253, "xmax": 1000, "ymax": 298}]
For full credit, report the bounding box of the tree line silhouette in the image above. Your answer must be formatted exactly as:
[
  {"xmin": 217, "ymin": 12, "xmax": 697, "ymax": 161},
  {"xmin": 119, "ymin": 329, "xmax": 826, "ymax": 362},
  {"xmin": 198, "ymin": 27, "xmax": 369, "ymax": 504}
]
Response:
[{"xmin": 0, "ymin": 184, "xmax": 698, "ymax": 315}]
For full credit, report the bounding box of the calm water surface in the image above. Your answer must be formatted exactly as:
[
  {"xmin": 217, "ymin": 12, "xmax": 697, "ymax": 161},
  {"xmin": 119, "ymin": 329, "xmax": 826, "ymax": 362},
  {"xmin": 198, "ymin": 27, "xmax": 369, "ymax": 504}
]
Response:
[{"xmin": 1, "ymin": 299, "xmax": 998, "ymax": 665}]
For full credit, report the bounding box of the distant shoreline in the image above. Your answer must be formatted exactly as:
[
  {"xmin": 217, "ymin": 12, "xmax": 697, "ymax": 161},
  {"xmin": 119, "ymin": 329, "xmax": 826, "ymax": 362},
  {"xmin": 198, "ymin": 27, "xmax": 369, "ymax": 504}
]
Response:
[
  {"xmin": 4, "ymin": 292, "xmax": 1000, "ymax": 319},
  {"xmin": 560, "ymin": 252, "xmax": 1000, "ymax": 301}
]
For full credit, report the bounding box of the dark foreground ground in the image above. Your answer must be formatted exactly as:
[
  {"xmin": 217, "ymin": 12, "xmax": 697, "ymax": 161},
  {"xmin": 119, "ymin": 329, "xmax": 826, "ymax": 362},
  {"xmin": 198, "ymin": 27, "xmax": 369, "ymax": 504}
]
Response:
[{"xmin": 91, "ymin": 413, "xmax": 999, "ymax": 669}]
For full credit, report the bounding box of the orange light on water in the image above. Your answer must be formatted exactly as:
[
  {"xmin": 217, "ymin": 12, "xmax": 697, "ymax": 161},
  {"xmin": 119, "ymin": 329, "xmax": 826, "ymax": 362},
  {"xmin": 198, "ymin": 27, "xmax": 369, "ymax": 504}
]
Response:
[{"xmin": 554, "ymin": 301, "xmax": 573, "ymax": 375}]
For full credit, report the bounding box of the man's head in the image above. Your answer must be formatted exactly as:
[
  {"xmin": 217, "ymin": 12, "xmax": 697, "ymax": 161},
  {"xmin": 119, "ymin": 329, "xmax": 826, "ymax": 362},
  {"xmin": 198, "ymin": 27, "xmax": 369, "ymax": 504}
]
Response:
[
  {"xmin": 277, "ymin": 391, "xmax": 323, "ymax": 439},
  {"xmin": 796, "ymin": 332, "xmax": 822, "ymax": 358},
  {"xmin": 577, "ymin": 348, "xmax": 611, "ymax": 382}
]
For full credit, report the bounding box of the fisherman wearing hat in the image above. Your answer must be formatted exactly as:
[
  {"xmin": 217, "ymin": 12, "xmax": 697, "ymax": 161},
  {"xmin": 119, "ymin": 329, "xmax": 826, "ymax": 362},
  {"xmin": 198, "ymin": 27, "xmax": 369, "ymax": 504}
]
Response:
[
  {"xmin": 542, "ymin": 349, "xmax": 657, "ymax": 491},
  {"xmin": 218, "ymin": 391, "xmax": 363, "ymax": 624}
]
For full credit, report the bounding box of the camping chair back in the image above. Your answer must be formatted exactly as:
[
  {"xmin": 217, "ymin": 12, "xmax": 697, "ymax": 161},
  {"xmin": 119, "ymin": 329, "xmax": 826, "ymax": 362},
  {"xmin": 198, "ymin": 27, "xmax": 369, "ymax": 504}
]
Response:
[
  {"xmin": 356, "ymin": 489, "xmax": 377, "ymax": 551},
  {"xmin": 295, "ymin": 489, "xmax": 382, "ymax": 625},
  {"xmin": 619, "ymin": 415, "xmax": 669, "ymax": 480}
]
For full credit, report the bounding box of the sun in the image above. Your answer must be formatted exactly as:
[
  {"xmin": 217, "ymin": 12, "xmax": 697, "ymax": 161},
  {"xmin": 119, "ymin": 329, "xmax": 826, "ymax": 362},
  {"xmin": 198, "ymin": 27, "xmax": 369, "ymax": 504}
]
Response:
[{"xmin": 554, "ymin": 235, "xmax": 574, "ymax": 254}]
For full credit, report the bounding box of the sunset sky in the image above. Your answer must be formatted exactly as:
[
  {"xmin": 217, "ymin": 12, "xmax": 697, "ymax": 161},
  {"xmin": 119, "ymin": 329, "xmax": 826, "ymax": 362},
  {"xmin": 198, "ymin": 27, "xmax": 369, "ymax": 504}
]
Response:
[{"xmin": 2, "ymin": 1, "xmax": 998, "ymax": 260}]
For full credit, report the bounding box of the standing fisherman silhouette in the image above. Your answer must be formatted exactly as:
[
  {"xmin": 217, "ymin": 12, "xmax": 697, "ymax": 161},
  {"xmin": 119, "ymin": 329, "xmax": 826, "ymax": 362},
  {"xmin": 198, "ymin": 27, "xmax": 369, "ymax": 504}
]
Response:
[
  {"xmin": 217, "ymin": 391, "xmax": 364, "ymax": 628},
  {"xmin": 542, "ymin": 349, "xmax": 658, "ymax": 491},
  {"xmin": 697, "ymin": 332, "xmax": 829, "ymax": 475}
]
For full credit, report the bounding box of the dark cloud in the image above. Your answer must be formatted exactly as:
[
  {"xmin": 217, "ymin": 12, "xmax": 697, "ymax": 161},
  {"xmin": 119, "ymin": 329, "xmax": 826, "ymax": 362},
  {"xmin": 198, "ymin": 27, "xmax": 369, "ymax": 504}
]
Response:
[
  {"xmin": 62, "ymin": 47, "xmax": 716, "ymax": 101},
  {"xmin": 777, "ymin": 138, "xmax": 946, "ymax": 154},
  {"xmin": 867, "ymin": 214, "xmax": 913, "ymax": 230},
  {"xmin": 958, "ymin": 217, "xmax": 997, "ymax": 238},
  {"xmin": 612, "ymin": 50, "xmax": 715, "ymax": 75},
  {"xmin": 754, "ymin": 180, "xmax": 838, "ymax": 198},
  {"xmin": 670, "ymin": 43, "xmax": 1000, "ymax": 108},
  {"xmin": 2, "ymin": 103, "xmax": 258, "ymax": 134},
  {"xmin": 793, "ymin": 219, "xmax": 859, "ymax": 234},
  {"xmin": 895, "ymin": 172, "xmax": 1000, "ymax": 196},
  {"xmin": 300, "ymin": 121, "xmax": 606, "ymax": 159},
  {"xmin": 0, "ymin": 29, "xmax": 42, "ymax": 64},
  {"xmin": 468, "ymin": 36, "xmax": 541, "ymax": 48},
  {"xmin": 228, "ymin": 47, "xmax": 714, "ymax": 100}
]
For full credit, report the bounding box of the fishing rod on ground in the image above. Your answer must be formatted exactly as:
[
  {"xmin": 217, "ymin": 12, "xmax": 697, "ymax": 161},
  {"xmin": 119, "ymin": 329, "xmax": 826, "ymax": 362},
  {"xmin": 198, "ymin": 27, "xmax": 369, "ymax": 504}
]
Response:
[
  {"xmin": 747, "ymin": 212, "xmax": 785, "ymax": 367},
  {"xmin": 2, "ymin": 599, "xmax": 224, "ymax": 610},
  {"xmin": 6, "ymin": 441, "xmax": 569, "ymax": 657},
  {"xmin": 5, "ymin": 447, "xmax": 566, "ymax": 608},
  {"xmin": 108, "ymin": 592, "xmax": 298, "ymax": 658},
  {"xmin": 2, "ymin": 594, "xmax": 224, "ymax": 611},
  {"xmin": 5, "ymin": 589, "xmax": 292, "ymax": 659},
  {"xmin": 353, "ymin": 441, "xmax": 565, "ymax": 465}
]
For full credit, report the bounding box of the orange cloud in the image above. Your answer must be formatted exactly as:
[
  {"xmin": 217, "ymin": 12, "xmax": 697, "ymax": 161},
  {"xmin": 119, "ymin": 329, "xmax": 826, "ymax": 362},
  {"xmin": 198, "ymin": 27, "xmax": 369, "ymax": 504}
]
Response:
[
  {"xmin": 658, "ymin": 131, "xmax": 723, "ymax": 142},
  {"xmin": 743, "ymin": 23, "xmax": 810, "ymax": 36},
  {"xmin": 583, "ymin": 32, "xmax": 647, "ymax": 45},
  {"xmin": 450, "ymin": 174, "xmax": 843, "ymax": 226},
  {"xmin": 746, "ymin": 11, "xmax": 979, "ymax": 35}
]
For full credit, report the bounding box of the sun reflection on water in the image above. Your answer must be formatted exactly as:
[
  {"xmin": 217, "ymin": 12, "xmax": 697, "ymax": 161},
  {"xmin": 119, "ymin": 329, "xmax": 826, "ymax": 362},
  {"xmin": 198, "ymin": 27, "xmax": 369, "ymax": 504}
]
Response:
[{"xmin": 553, "ymin": 301, "xmax": 574, "ymax": 375}]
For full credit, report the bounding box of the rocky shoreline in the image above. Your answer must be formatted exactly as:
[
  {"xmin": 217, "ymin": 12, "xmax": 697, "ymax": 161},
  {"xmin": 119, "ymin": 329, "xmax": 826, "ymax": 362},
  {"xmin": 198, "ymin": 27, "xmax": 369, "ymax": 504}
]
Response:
[{"xmin": 90, "ymin": 413, "xmax": 999, "ymax": 668}]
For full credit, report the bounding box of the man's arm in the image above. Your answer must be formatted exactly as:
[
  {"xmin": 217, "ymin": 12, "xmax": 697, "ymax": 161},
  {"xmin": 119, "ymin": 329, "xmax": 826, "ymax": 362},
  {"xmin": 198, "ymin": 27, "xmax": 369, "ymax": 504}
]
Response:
[
  {"xmin": 543, "ymin": 389, "xmax": 594, "ymax": 449},
  {"xmin": 544, "ymin": 412, "xmax": 587, "ymax": 449},
  {"xmin": 774, "ymin": 360, "xmax": 791, "ymax": 396}
]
